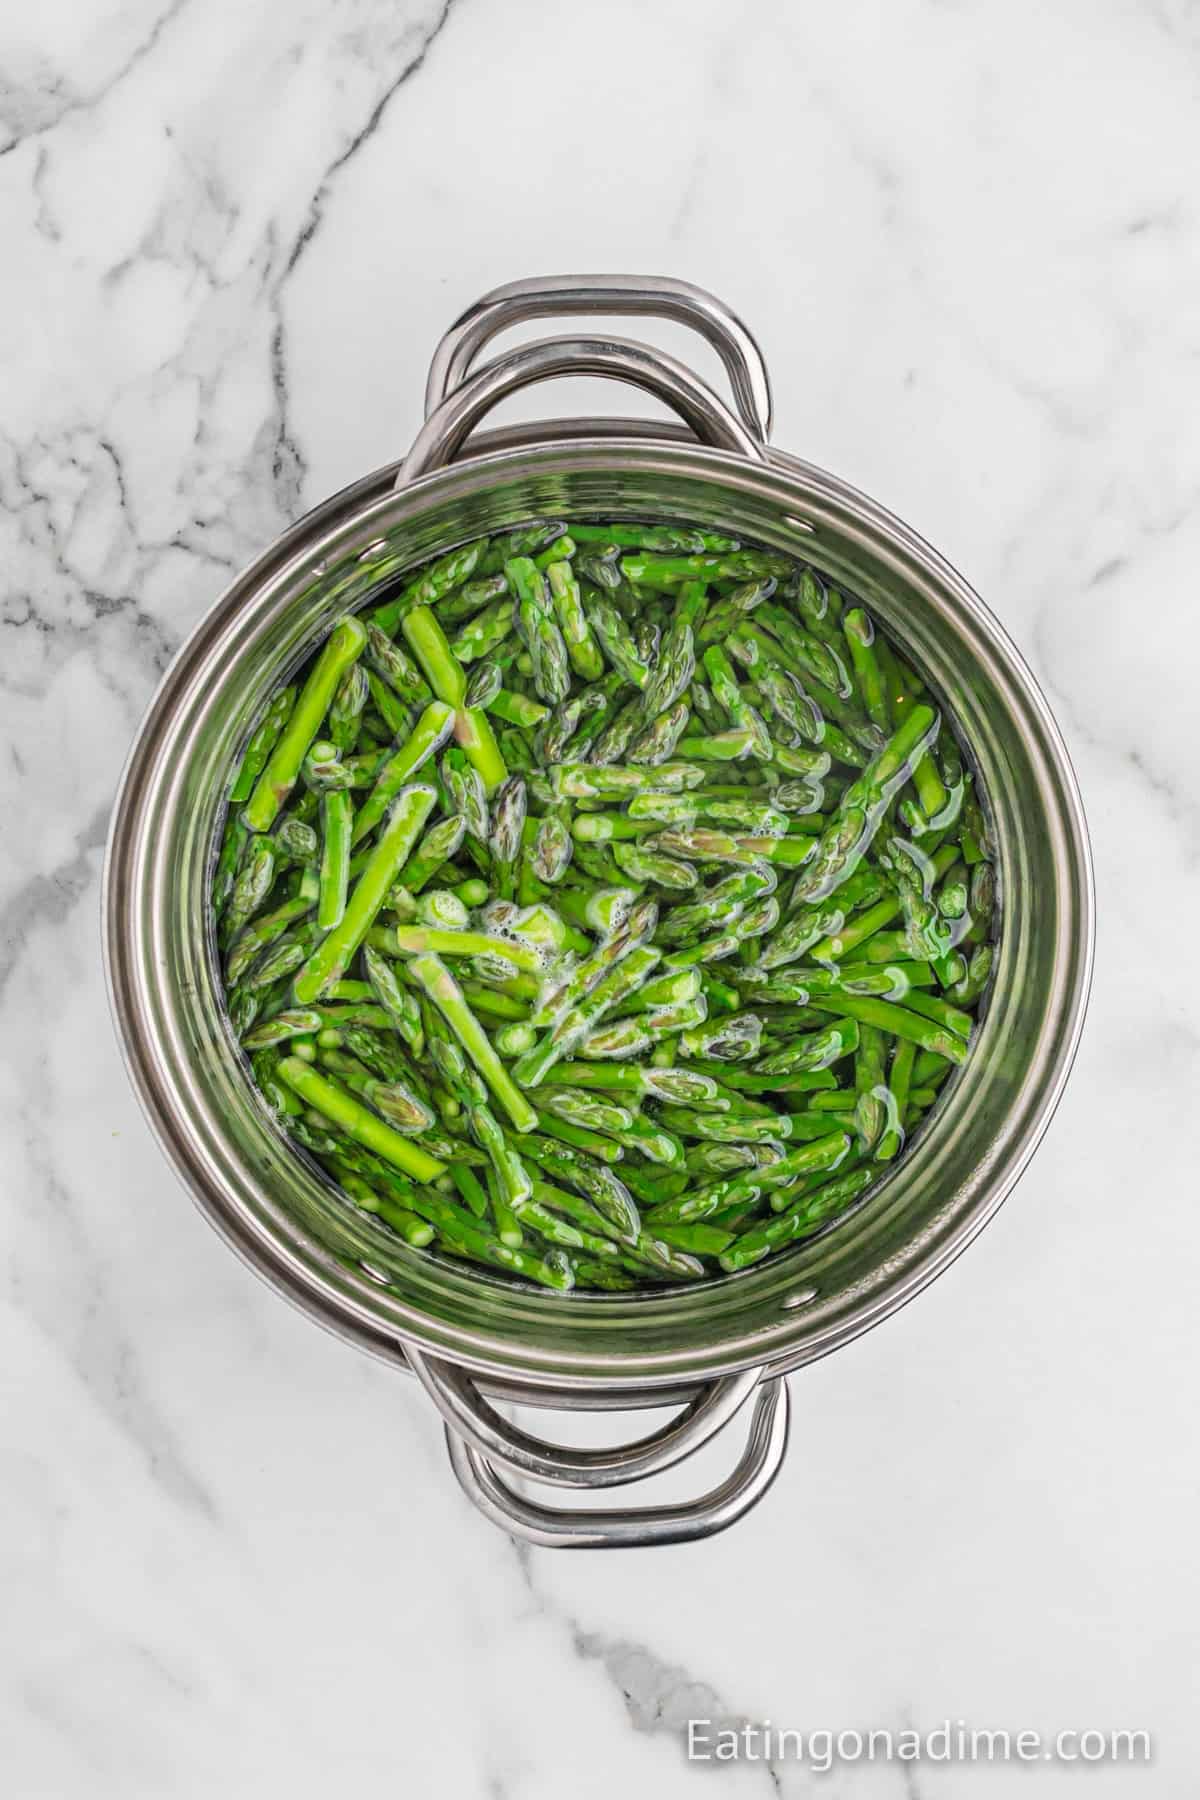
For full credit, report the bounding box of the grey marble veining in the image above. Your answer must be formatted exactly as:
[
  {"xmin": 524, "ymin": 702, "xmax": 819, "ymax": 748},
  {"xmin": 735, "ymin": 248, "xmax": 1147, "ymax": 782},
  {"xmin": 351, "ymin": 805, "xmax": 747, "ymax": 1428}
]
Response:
[{"xmin": 3, "ymin": 2, "xmax": 1197, "ymax": 1794}]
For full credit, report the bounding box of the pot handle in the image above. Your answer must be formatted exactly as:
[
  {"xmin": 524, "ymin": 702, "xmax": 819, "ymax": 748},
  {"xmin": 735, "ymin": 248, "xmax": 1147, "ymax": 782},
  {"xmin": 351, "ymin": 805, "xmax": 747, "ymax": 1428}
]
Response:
[
  {"xmin": 440, "ymin": 1377, "xmax": 790, "ymax": 1550},
  {"xmin": 423, "ymin": 273, "xmax": 773, "ymax": 443},
  {"xmin": 406, "ymin": 1350, "xmax": 789, "ymax": 1548},
  {"xmin": 407, "ymin": 1350, "xmax": 762, "ymax": 1486},
  {"xmin": 399, "ymin": 334, "xmax": 766, "ymax": 486}
]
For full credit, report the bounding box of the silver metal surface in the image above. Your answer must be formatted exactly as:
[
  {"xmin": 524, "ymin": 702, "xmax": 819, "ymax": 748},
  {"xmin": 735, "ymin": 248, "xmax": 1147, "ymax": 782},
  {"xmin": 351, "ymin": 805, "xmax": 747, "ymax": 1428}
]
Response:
[
  {"xmin": 408, "ymin": 1351, "xmax": 760, "ymax": 1486},
  {"xmin": 402, "ymin": 334, "xmax": 764, "ymax": 485},
  {"xmin": 444, "ymin": 1377, "xmax": 790, "ymax": 1549},
  {"xmin": 423, "ymin": 272, "xmax": 773, "ymax": 441},
  {"xmin": 103, "ymin": 274, "xmax": 1095, "ymax": 1549}
]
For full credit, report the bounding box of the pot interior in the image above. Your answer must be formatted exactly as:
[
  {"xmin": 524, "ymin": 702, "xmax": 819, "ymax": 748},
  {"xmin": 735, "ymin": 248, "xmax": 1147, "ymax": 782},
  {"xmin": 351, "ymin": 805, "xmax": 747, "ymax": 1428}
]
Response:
[{"xmin": 105, "ymin": 435, "xmax": 1092, "ymax": 1389}]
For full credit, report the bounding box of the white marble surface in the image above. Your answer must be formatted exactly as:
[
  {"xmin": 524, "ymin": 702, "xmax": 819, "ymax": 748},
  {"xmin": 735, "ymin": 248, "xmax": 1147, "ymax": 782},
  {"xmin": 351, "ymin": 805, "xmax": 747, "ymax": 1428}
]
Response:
[{"xmin": 3, "ymin": 1, "xmax": 1197, "ymax": 1793}]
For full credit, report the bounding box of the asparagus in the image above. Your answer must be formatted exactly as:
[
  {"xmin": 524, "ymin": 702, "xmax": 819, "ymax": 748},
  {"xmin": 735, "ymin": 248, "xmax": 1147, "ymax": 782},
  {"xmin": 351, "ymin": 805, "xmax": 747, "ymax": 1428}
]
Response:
[
  {"xmin": 535, "ymin": 1060, "xmax": 719, "ymax": 1105},
  {"xmin": 640, "ymin": 617, "xmax": 696, "ymax": 720},
  {"xmin": 317, "ymin": 791, "xmax": 352, "ymax": 930},
  {"xmin": 352, "ymin": 701, "xmax": 456, "ymax": 844},
  {"xmin": 434, "ymin": 1213, "xmax": 575, "ymax": 1289},
  {"xmin": 450, "ymin": 599, "xmax": 514, "ymax": 662},
  {"xmin": 571, "ymin": 523, "xmax": 737, "ymax": 551},
  {"xmin": 276, "ymin": 1056, "xmax": 444, "ymax": 1181},
  {"xmin": 243, "ymin": 619, "xmax": 367, "ymax": 831},
  {"xmin": 789, "ymin": 704, "xmax": 937, "ymax": 905},
  {"xmin": 545, "ymin": 558, "xmax": 605, "ymax": 681},
  {"xmin": 673, "ymin": 724, "xmax": 764, "ymax": 762},
  {"xmin": 852, "ymin": 1022, "xmax": 889, "ymax": 1150},
  {"xmin": 362, "ymin": 944, "xmax": 424, "ymax": 1053},
  {"xmin": 514, "ymin": 944, "xmax": 662, "ymax": 1088},
  {"xmin": 651, "ymin": 827, "xmax": 813, "ymax": 867},
  {"xmin": 240, "ymin": 924, "xmax": 319, "ymax": 989},
  {"xmin": 505, "ymin": 556, "xmax": 571, "ymax": 704},
  {"xmin": 486, "ymin": 688, "xmax": 549, "ymax": 730},
  {"xmin": 230, "ymin": 686, "xmax": 296, "ymax": 804},
  {"xmin": 719, "ymin": 1166, "xmax": 876, "ymax": 1270},
  {"xmin": 339, "ymin": 1172, "xmax": 435, "ymax": 1247},
  {"xmin": 381, "ymin": 924, "xmax": 548, "ymax": 973},
  {"xmin": 695, "ymin": 577, "xmax": 777, "ymax": 643},
  {"xmin": 530, "ymin": 1113, "xmax": 625, "ymax": 1162},
  {"xmin": 532, "ymin": 810, "xmax": 573, "ymax": 884},
  {"xmin": 226, "ymin": 893, "xmax": 313, "ymax": 985},
  {"xmin": 620, "ymin": 550, "xmax": 790, "ymax": 588},
  {"xmin": 950, "ymin": 942, "xmax": 994, "ymax": 1004},
  {"xmin": 551, "ymin": 760, "xmax": 705, "ymax": 799},
  {"xmin": 396, "ymin": 813, "xmax": 466, "ymax": 895},
  {"xmin": 576, "ymin": 546, "xmax": 622, "ymax": 591},
  {"xmin": 488, "ymin": 775, "xmax": 527, "ymax": 901},
  {"xmin": 407, "ymin": 952, "xmax": 538, "ymax": 1133},
  {"xmin": 318, "ymin": 1048, "xmax": 435, "ymax": 1133},
  {"xmin": 441, "ymin": 746, "xmax": 490, "ymax": 844},
  {"xmin": 516, "ymin": 1136, "xmax": 642, "ymax": 1236},
  {"xmin": 365, "ymin": 623, "xmax": 430, "ymax": 706},
  {"xmin": 755, "ymin": 1017, "xmax": 861, "ymax": 1074},
  {"xmin": 576, "ymin": 1005, "xmax": 696, "ymax": 1060},
  {"xmin": 539, "ymin": 1087, "xmax": 635, "ymax": 1135},
  {"xmin": 610, "ymin": 841, "xmax": 698, "ymax": 889},
  {"xmin": 585, "ymin": 593, "xmax": 651, "ymax": 687},
  {"xmin": 521, "ymin": 1177, "xmax": 630, "ymax": 1250},
  {"xmin": 241, "ymin": 1008, "xmax": 323, "ymax": 1048},
  {"xmin": 364, "ymin": 673, "xmax": 411, "ymax": 740},
  {"xmin": 531, "ymin": 896, "xmax": 657, "ymax": 1026},
  {"xmin": 876, "ymin": 1037, "xmax": 915, "ymax": 1161},
  {"xmin": 464, "ymin": 659, "xmax": 503, "ymax": 709},
  {"xmin": 401, "ymin": 604, "xmax": 508, "ymax": 795},
  {"xmin": 627, "ymin": 699, "xmax": 692, "ymax": 766},
  {"xmin": 222, "ymin": 834, "xmax": 278, "ymax": 943},
  {"xmin": 806, "ymin": 993, "xmax": 969, "ymax": 1062},
  {"xmin": 215, "ymin": 522, "xmax": 997, "ymax": 1293},
  {"xmin": 645, "ymin": 1133, "xmax": 852, "ymax": 1224},
  {"xmin": 293, "ymin": 784, "xmax": 436, "ymax": 1002},
  {"xmin": 369, "ymin": 541, "xmax": 487, "ymax": 635}
]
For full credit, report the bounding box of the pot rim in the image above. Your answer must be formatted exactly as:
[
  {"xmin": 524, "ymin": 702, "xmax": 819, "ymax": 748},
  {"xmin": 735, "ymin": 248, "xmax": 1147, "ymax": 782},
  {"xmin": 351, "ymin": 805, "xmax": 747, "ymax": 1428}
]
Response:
[{"xmin": 103, "ymin": 421, "xmax": 1095, "ymax": 1397}]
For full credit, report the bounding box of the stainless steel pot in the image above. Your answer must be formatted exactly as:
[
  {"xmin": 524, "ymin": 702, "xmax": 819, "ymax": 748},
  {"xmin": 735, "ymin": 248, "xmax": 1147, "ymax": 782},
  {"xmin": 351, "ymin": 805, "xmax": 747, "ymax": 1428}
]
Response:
[{"xmin": 103, "ymin": 275, "xmax": 1094, "ymax": 1548}]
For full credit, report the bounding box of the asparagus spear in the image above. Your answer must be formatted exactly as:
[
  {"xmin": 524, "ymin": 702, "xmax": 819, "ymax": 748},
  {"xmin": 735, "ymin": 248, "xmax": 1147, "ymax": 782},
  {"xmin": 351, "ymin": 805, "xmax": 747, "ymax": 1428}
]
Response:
[
  {"xmin": 719, "ymin": 1166, "xmax": 876, "ymax": 1270},
  {"xmin": 806, "ymin": 993, "xmax": 969, "ymax": 1062},
  {"xmin": 293, "ymin": 784, "xmax": 436, "ymax": 1002},
  {"xmin": 317, "ymin": 791, "xmax": 352, "ymax": 930},
  {"xmin": 371, "ymin": 540, "xmax": 487, "ymax": 635},
  {"xmin": 407, "ymin": 952, "xmax": 538, "ymax": 1133},
  {"xmin": 221, "ymin": 834, "xmax": 278, "ymax": 943},
  {"xmin": 362, "ymin": 944, "xmax": 424, "ymax": 1054},
  {"xmin": 365, "ymin": 623, "xmax": 430, "ymax": 706},
  {"xmin": 243, "ymin": 619, "xmax": 367, "ymax": 831},
  {"xmin": 275, "ymin": 1056, "xmax": 444, "ymax": 1181},
  {"xmin": 401, "ymin": 604, "xmax": 508, "ymax": 795},
  {"xmin": 351, "ymin": 701, "xmax": 456, "ymax": 844},
  {"xmin": 230, "ymin": 686, "xmax": 296, "ymax": 804},
  {"xmin": 585, "ymin": 593, "xmax": 652, "ymax": 687},
  {"xmin": 505, "ymin": 557, "xmax": 571, "ymax": 704},
  {"xmin": 514, "ymin": 944, "xmax": 662, "ymax": 1088}
]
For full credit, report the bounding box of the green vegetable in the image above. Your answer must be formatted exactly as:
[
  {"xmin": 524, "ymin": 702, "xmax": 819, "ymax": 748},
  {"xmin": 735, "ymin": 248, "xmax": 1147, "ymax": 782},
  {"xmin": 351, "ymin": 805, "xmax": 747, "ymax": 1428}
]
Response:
[
  {"xmin": 276, "ymin": 1056, "xmax": 444, "ymax": 1181},
  {"xmin": 317, "ymin": 791, "xmax": 352, "ymax": 930},
  {"xmin": 293, "ymin": 784, "xmax": 436, "ymax": 1002},
  {"xmin": 212, "ymin": 522, "xmax": 997, "ymax": 1289},
  {"xmin": 230, "ymin": 686, "xmax": 296, "ymax": 804},
  {"xmin": 352, "ymin": 701, "xmax": 456, "ymax": 844},
  {"xmin": 407, "ymin": 952, "xmax": 538, "ymax": 1134},
  {"xmin": 243, "ymin": 619, "xmax": 367, "ymax": 832}
]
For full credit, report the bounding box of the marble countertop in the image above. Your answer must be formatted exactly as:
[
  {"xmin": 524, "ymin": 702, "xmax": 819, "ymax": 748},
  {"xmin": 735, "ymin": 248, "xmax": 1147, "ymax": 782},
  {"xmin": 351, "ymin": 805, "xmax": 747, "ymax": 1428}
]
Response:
[{"xmin": 4, "ymin": 2, "xmax": 1197, "ymax": 1794}]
